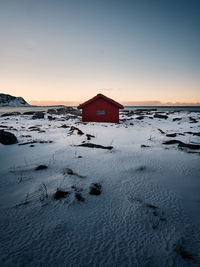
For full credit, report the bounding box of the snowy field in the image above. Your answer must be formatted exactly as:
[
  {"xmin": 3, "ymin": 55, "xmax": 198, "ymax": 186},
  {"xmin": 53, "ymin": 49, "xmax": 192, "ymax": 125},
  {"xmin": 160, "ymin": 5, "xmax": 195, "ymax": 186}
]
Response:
[{"xmin": 0, "ymin": 108, "xmax": 200, "ymax": 267}]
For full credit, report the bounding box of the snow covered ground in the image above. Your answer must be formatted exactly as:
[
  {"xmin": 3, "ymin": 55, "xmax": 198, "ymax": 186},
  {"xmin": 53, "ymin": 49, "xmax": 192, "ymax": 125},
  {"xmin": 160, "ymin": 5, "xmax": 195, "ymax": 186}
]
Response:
[{"xmin": 0, "ymin": 108, "xmax": 200, "ymax": 266}]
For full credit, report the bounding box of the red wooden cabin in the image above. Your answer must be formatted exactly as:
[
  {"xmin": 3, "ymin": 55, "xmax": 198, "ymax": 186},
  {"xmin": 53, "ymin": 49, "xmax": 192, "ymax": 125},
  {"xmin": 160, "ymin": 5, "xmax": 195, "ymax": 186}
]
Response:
[{"xmin": 77, "ymin": 93, "xmax": 124, "ymax": 123}]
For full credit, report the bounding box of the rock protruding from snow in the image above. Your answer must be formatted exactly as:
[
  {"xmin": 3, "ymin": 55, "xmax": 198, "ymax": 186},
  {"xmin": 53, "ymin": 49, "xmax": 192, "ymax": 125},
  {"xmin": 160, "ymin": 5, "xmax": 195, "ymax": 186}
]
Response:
[
  {"xmin": 0, "ymin": 130, "xmax": 18, "ymax": 145},
  {"xmin": 32, "ymin": 112, "xmax": 45, "ymax": 119},
  {"xmin": 89, "ymin": 183, "xmax": 102, "ymax": 195},
  {"xmin": 47, "ymin": 107, "xmax": 81, "ymax": 116},
  {"xmin": 0, "ymin": 93, "xmax": 29, "ymax": 107}
]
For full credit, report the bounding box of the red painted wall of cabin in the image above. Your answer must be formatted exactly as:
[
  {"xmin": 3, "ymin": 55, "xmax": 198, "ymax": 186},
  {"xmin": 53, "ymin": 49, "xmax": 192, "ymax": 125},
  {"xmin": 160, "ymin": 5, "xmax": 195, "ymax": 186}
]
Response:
[{"xmin": 82, "ymin": 98, "xmax": 119, "ymax": 123}]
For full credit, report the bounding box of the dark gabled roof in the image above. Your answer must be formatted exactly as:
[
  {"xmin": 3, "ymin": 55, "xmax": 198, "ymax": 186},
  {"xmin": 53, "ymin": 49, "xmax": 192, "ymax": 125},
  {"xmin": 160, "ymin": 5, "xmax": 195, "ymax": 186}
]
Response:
[{"xmin": 77, "ymin": 93, "xmax": 124, "ymax": 109}]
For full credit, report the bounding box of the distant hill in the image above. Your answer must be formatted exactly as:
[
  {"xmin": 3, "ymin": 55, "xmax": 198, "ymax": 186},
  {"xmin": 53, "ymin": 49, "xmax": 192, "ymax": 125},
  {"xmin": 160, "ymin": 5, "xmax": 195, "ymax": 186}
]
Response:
[{"xmin": 0, "ymin": 93, "xmax": 30, "ymax": 107}]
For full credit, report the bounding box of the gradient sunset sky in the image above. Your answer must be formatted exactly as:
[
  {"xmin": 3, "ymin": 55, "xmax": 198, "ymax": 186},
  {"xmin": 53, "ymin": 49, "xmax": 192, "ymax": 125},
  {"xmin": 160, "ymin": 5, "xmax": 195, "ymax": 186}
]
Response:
[{"xmin": 0, "ymin": 0, "xmax": 199, "ymax": 105}]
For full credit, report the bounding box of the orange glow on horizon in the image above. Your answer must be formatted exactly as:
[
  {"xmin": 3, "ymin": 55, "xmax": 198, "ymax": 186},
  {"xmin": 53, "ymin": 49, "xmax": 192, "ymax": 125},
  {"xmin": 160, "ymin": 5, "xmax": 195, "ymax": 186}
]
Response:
[
  {"xmin": 28, "ymin": 99, "xmax": 200, "ymax": 107},
  {"xmin": 2, "ymin": 75, "xmax": 200, "ymax": 106}
]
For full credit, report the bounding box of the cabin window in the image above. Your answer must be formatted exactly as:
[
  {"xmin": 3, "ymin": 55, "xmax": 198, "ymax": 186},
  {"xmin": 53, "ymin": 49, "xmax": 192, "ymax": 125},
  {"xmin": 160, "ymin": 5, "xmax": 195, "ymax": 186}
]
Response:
[{"xmin": 96, "ymin": 110, "xmax": 105, "ymax": 115}]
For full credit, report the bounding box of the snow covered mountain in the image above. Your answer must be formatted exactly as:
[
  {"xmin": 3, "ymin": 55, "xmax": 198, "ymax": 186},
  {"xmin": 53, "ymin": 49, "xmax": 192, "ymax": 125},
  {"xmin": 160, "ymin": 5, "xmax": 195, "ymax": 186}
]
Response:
[{"xmin": 0, "ymin": 93, "xmax": 29, "ymax": 107}]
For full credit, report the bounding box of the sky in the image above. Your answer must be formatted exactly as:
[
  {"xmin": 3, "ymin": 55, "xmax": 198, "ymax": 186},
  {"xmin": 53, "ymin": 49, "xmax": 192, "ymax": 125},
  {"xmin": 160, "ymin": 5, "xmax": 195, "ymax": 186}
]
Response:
[{"xmin": 0, "ymin": 0, "xmax": 200, "ymax": 105}]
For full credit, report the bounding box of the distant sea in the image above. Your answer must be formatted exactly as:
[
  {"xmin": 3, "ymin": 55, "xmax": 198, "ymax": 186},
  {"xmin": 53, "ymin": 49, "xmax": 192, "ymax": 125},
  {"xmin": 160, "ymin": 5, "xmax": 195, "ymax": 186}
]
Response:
[
  {"xmin": 0, "ymin": 105, "xmax": 200, "ymax": 115},
  {"xmin": 124, "ymin": 106, "xmax": 200, "ymax": 112}
]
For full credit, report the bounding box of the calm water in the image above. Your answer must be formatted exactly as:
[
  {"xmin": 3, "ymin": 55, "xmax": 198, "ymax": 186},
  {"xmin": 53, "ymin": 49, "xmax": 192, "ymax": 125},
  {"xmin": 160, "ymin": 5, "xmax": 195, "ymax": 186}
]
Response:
[
  {"xmin": 0, "ymin": 105, "xmax": 200, "ymax": 115},
  {"xmin": 124, "ymin": 106, "xmax": 200, "ymax": 112},
  {"xmin": 0, "ymin": 106, "xmax": 63, "ymax": 115}
]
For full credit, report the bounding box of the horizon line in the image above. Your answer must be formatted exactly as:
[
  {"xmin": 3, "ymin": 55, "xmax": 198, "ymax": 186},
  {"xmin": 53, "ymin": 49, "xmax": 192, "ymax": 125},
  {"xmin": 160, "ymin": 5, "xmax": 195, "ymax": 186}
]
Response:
[{"xmin": 28, "ymin": 100, "xmax": 200, "ymax": 107}]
